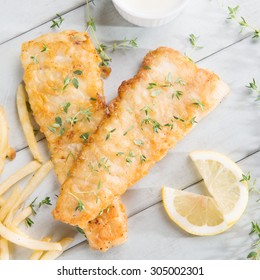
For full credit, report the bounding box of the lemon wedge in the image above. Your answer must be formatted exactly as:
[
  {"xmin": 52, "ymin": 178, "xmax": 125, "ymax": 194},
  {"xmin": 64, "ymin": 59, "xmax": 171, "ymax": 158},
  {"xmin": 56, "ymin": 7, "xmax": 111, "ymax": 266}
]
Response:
[{"xmin": 162, "ymin": 151, "xmax": 248, "ymax": 235}]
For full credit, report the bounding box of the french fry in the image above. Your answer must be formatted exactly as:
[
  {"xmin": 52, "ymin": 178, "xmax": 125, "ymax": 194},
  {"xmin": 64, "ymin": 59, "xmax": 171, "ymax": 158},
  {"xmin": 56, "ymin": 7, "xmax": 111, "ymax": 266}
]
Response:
[
  {"xmin": 4, "ymin": 161, "xmax": 53, "ymax": 226},
  {"xmin": 0, "ymin": 160, "xmax": 41, "ymax": 196},
  {"xmin": 40, "ymin": 237, "xmax": 73, "ymax": 260},
  {"xmin": 0, "ymin": 106, "xmax": 8, "ymax": 175},
  {"xmin": 11, "ymin": 206, "xmax": 32, "ymax": 227},
  {"xmin": 17, "ymin": 83, "xmax": 44, "ymax": 163},
  {"xmin": 0, "ymin": 185, "xmax": 21, "ymax": 222},
  {"xmin": 0, "ymin": 222, "xmax": 62, "ymax": 251},
  {"xmin": 29, "ymin": 237, "xmax": 52, "ymax": 260},
  {"xmin": 0, "ymin": 237, "xmax": 9, "ymax": 260},
  {"xmin": 0, "ymin": 196, "xmax": 5, "ymax": 207},
  {"xmin": 6, "ymin": 145, "xmax": 16, "ymax": 161}
]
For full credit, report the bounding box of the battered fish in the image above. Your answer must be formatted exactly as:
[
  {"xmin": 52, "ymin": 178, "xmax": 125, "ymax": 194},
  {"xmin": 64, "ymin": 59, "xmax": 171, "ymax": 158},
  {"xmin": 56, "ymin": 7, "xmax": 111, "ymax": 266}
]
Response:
[
  {"xmin": 21, "ymin": 30, "xmax": 127, "ymax": 251},
  {"xmin": 53, "ymin": 47, "xmax": 229, "ymax": 230}
]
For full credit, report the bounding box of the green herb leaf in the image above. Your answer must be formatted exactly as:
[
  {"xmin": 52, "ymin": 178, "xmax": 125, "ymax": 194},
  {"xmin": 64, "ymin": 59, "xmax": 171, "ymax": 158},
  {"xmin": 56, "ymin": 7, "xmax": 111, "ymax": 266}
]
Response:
[
  {"xmin": 73, "ymin": 70, "xmax": 83, "ymax": 75},
  {"xmin": 105, "ymin": 128, "xmax": 116, "ymax": 141},
  {"xmin": 123, "ymin": 125, "xmax": 134, "ymax": 136},
  {"xmin": 41, "ymin": 43, "xmax": 48, "ymax": 52},
  {"xmin": 151, "ymin": 89, "xmax": 162, "ymax": 97},
  {"xmin": 134, "ymin": 139, "xmax": 144, "ymax": 146},
  {"xmin": 80, "ymin": 132, "xmax": 90, "ymax": 143},
  {"xmin": 75, "ymin": 200, "xmax": 85, "ymax": 212},
  {"xmin": 62, "ymin": 102, "xmax": 71, "ymax": 113},
  {"xmin": 144, "ymin": 65, "xmax": 151, "ymax": 70},
  {"xmin": 38, "ymin": 197, "xmax": 52, "ymax": 208},
  {"xmin": 72, "ymin": 78, "xmax": 79, "ymax": 89},
  {"xmin": 192, "ymin": 99, "xmax": 205, "ymax": 110},
  {"xmin": 189, "ymin": 34, "xmax": 203, "ymax": 49},
  {"xmin": 25, "ymin": 217, "xmax": 34, "ymax": 227},
  {"xmin": 50, "ymin": 14, "xmax": 64, "ymax": 28},
  {"xmin": 63, "ymin": 77, "xmax": 70, "ymax": 91},
  {"xmin": 30, "ymin": 56, "xmax": 38, "ymax": 64},
  {"xmin": 140, "ymin": 154, "xmax": 147, "ymax": 163},
  {"xmin": 76, "ymin": 226, "xmax": 86, "ymax": 236}
]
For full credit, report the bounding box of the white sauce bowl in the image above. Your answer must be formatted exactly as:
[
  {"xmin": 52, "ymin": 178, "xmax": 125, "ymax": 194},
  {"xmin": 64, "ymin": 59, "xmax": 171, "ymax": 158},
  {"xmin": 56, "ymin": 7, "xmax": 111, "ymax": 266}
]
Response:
[{"xmin": 112, "ymin": 0, "xmax": 190, "ymax": 27}]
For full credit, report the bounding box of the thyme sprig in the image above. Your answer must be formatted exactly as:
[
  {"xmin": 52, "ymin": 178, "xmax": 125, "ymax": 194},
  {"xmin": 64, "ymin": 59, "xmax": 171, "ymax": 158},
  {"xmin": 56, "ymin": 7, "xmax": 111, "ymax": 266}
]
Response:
[
  {"xmin": 246, "ymin": 78, "xmax": 260, "ymax": 101},
  {"xmin": 227, "ymin": 6, "xmax": 260, "ymax": 39},
  {"xmin": 50, "ymin": 14, "xmax": 64, "ymax": 29},
  {"xmin": 189, "ymin": 34, "xmax": 203, "ymax": 49},
  {"xmin": 247, "ymin": 221, "xmax": 260, "ymax": 260},
  {"xmin": 25, "ymin": 197, "xmax": 52, "ymax": 227},
  {"xmin": 86, "ymin": 0, "xmax": 137, "ymax": 66}
]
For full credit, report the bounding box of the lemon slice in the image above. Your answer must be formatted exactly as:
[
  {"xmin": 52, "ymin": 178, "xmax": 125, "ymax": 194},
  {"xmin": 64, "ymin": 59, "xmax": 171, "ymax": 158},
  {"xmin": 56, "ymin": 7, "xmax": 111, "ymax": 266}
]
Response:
[
  {"xmin": 162, "ymin": 151, "xmax": 248, "ymax": 236},
  {"xmin": 162, "ymin": 188, "xmax": 228, "ymax": 235}
]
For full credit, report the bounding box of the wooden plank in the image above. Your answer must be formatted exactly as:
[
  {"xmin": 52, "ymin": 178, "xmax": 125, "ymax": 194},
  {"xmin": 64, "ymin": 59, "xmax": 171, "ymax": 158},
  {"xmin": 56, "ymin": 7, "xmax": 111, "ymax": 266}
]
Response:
[
  {"xmin": 1, "ymin": 0, "xmax": 260, "ymax": 152},
  {"xmin": 0, "ymin": 0, "xmax": 259, "ymax": 259},
  {"xmin": 0, "ymin": 0, "xmax": 85, "ymax": 44},
  {"xmin": 59, "ymin": 151, "xmax": 260, "ymax": 260}
]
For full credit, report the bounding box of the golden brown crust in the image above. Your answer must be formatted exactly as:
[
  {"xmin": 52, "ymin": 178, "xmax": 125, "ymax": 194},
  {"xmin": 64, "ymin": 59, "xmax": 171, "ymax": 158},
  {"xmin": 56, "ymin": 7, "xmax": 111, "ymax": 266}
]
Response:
[{"xmin": 53, "ymin": 46, "xmax": 229, "ymax": 229}]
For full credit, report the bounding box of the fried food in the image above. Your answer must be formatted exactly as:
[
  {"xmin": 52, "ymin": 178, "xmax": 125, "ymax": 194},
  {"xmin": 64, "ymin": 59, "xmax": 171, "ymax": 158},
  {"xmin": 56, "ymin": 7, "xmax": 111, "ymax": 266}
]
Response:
[
  {"xmin": 53, "ymin": 47, "xmax": 230, "ymax": 230},
  {"xmin": 21, "ymin": 31, "xmax": 127, "ymax": 251}
]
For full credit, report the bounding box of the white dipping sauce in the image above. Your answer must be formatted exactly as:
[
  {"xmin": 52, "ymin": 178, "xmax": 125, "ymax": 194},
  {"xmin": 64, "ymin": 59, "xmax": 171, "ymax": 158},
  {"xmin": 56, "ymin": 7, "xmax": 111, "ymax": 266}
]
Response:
[{"xmin": 115, "ymin": 0, "xmax": 182, "ymax": 16}]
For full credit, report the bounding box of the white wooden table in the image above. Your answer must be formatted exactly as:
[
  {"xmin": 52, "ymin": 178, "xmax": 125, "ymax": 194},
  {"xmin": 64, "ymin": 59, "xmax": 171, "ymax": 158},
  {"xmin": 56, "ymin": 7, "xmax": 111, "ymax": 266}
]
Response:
[{"xmin": 0, "ymin": 0, "xmax": 259, "ymax": 260}]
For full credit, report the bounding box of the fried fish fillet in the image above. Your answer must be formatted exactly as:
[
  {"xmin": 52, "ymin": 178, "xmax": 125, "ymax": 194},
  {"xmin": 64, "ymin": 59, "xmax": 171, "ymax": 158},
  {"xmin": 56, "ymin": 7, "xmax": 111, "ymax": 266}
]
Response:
[
  {"xmin": 53, "ymin": 47, "xmax": 230, "ymax": 229},
  {"xmin": 21, "ymin": 30, "xmax": 127, "ymax": 251}
]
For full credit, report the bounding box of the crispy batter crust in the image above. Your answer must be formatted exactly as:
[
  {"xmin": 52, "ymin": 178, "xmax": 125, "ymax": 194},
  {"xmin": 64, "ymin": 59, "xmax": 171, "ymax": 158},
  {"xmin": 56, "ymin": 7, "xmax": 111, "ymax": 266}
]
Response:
[{"xmin": 53, "ymin": 47, "xmax": 229, "ymax": 229}]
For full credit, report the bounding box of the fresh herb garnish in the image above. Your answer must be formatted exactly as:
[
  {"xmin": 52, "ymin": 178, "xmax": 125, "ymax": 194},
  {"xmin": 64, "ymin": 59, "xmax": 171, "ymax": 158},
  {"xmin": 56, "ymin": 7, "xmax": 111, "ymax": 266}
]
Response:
[
  {"xmin": 105, "ymin": 128, "xmax": 116, "ymax": 141},
  {"xmin": 172, "ymin": 90, "xmax": 183, "ymax": 100},
  {"xmin": 80, "ymin": 132, "xmax": 90, "ymax": 143},
  {"xmin": 41, "ymin": 43, "xmax": 48, "ymax": 52},
  {"xmin": 76, "ymin": 226, "xmax": 86, "ymax": 236},
  {"xmin": 140, "ymin": 154, "xmax": 147, "ymax": 163},
  {"xmin": 30, "ymin": 56, "xmax": 39, "ymax": 64},
  {"xmin": 190, "ymin": 116, "xmax": 198, "ymax": 125},
  {"xmin": 134, "ymin": 139, "xmax": 144, "ymax": 146},
  {"xmin": 26, "ymin": 197, "xmax": 52, "ymax": 226},
  {"xmin": 123, "ymin": 125, "xmax": 134, "ymax": 136},
  {"xmin": 126, "ymin": 151, "xmax": 135, "ymax": 163},
  {"xmin": 144, "ymin": 65, "xmax": 151, "ymax": 70},
  {"xmin": 192, "ymin": 99, "xmax": 205, "ymax": 110},
  {"xmin": 50, "ymin": 14, "xmax": 64, "ymax": 28},
  {"xmin": 116, "ymin": 152, "xmax": 124, "ymax": 156},
  {"xmin": 73, "ymin": 70, "xmax": 83, "ymax": 75},
  {"xmin": 75, "ymin": 200, "xmax": 86, "ymax": 212},
  {"xmin": 62, "ymin": 77, "xmax": 70, "ymax": 91},
  {"xmin": 62, "ymin": 102, "xmax": 71, "ymax": 113},
  {"xmin": 189, "ymin": 34, "xmax": 203, "ymax": 49},
  {"xmin": 48, "ymin": 116, "xmax": 65, "ymax": 135},
  {"xmin": 247, "ymin": 221, "xmax": 260, "ymax": 260},
  {"xmin": 141, "ymin": 105, "xmax": 162, "ymax": 133},
  {"xmin": 86, "ymin": 0, "xmax": 137, "ymax": 66},
  {"xmin": 246, "ymin": 78, "xmax": 260, "ymax": 101},
  {"xmin": 227, "ymin": 6, "xmax": 260, "ymax": 39},
  {"xmin": 25, "ymin": 217, "xmax": 34, "ymax": 227},
  {"xmin": 98, "ymin": 157, "xmax": 111, "ymax": 173},
  {"xmin": 38, "ymin": 197, "xmax": 52, "ymax": 208},
  {"xmin": 66, "ymin": 150, "xmax": 76, "ymax": 162}
]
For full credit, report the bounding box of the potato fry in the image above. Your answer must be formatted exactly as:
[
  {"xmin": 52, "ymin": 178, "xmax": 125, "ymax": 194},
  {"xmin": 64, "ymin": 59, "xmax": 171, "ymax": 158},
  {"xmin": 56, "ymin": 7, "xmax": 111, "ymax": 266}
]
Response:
[
  {"xmin": 7, "ymin": 145, "xmax": 16, "ymax": 161},
  {"xmin": 0, "ymin": 160, "xmax": 41, "ymax": 196},
  {"xmin": 40, "ymin": 237, "xmax": 73, "ymax": 260},
  {"xmin": 0, "ymin": 196, "xmax": 5, "ymax": 207},
  {"xmin": 0, "ymin": 222, "xmax": 62, "ymax": 251},
  {"xmin": 0, "ymin": 106, "xmax": 8, "ymax": 175},
  {"xmin": 0, "ymin": 237, "xmax": 9, "ymax": 260},
  {"xmin": 4, "ymin": 161, "xmax": 53, "ymax": 226},
  {"xmin": 11, "ymin": 206, "xmax": 32, "ymax": 227},
  {"xmin": 29, "ymin": 237, "xmax": 52, "ymax": 260},
  {"xmin": 17, "ymin": 83, "xmax": 43, "ymax": 163},
  {"xmin": 0, "ymin": 185, "xmax": 21, "ymax": 222}
]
